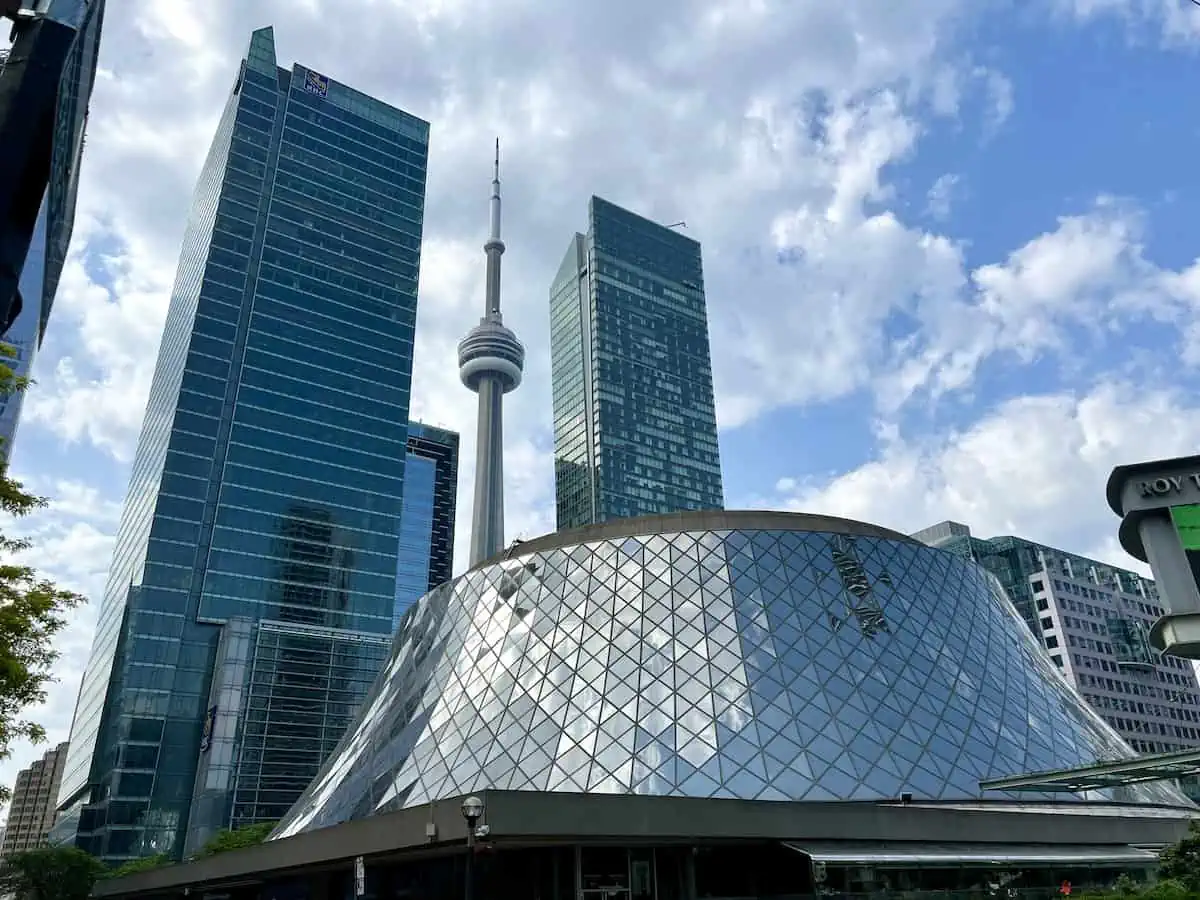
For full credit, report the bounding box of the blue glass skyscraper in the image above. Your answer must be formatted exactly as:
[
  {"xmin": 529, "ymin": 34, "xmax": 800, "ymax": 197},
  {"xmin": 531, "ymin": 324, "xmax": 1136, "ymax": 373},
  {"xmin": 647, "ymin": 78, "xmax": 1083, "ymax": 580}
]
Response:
[
  {"xmin": 393, "ymin": 422, "xmax": 458, "ymax": 628},
  {"xmin": 550, "ymin": 196, "xmax": 724, "ymax": 529},
  {"xmin": 55, "ymin": 27, "xmax": 429, "ymax": 863}
]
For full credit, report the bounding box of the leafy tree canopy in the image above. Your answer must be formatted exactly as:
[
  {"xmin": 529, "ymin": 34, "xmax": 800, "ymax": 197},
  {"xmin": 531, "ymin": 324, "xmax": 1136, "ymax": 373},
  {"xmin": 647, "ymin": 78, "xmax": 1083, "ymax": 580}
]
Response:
[
  {"xmin": 0, "ymin": 846, "xmax": 107, "ymax": 900},
  {"xmin": 194, "ymin": 821, "xmax": 276, "ymax": 857},
  {"xmin": 0, "ymin": 343, "xmax": 86, "ymax": 800},
  {"xmin": 106, "ymin": 853, "xmax": 172, "ymax": 878},
  {"xmin": 1158, "ymin": 820, "xmax": 1200, "ymax": 892}
]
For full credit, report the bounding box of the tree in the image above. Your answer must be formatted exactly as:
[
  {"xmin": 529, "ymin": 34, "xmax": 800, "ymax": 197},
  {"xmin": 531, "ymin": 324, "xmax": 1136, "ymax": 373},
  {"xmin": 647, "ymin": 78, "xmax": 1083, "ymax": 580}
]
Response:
[
  {"xmin": 106, "ymin": 854, "xmax": 172, "ymax": 878},
  {"xmin": 0, "ymin": 342, "xmax": 86, "ymax": 799},
  {"xmin": 0, "ymin": 846, "xmax": 107, "ymax": 900},
  {"xmin": 1158, "ymin": 819, "xmax": 1200, "ymax": 892},
  {"xmin": 194, "ymin": 821, "xmax": 276, "ymax": 858}
]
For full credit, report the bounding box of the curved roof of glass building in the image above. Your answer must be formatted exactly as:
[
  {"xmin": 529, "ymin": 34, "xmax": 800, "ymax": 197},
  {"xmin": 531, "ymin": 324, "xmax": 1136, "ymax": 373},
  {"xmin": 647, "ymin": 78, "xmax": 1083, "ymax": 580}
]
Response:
[{"xmin": 272, "ymin": 511, "xmax": 1191, "ymax": 838}]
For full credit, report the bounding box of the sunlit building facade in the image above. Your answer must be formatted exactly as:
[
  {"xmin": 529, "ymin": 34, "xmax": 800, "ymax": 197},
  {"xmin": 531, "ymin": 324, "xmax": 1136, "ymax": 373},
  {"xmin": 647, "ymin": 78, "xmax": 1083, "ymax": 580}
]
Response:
[
  {"xmin": 55, "ymin": 26, "xmax": 429, "ymax": 863},
  {"xmin": 1, "ymin": 742, "xmax": 68, "ymax": 857},
  {"xmin": 550, "ymin": 197, "xmax": 723, "ymax": 530}
]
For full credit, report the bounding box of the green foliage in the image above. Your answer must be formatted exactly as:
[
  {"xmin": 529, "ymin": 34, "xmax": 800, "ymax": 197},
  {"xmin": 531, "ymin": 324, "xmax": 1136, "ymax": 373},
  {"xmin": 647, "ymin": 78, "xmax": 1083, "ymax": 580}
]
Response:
[
  {"xmin": 1159, "ymin": 820, "xmax": 1200, "ymax": 892},
  {"xmin": 1079, "ymin": 879, "xmax": 1200, "ymax": 900},
  {"xmin": 0, "ymin": 846, "xmax": 107, "ymax": 900},
  {"xmin": 1076, "ymin": 821, "xmax": 1200, "ymax": 899},
  {"xmin": 106, "ymin": 854, "xmax": 172, "ymax": 878},
  {"xmin": 1136, "ymin": 880, "xmax": 1200, "ymax": 900},
  {"xmin": 0, "ymin": 343, "xmax": 85, "ymax": 801},
  {"xmin": 194, "ymin": 821, "xmax": 276, "ymax": 857}
]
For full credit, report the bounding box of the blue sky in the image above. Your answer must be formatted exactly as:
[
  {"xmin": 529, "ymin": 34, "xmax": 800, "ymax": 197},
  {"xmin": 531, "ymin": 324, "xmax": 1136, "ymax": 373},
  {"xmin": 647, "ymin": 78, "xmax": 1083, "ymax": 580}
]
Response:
[{"xmin": 7, "ymin": 0, "xmax": 1200, "ymax": 802}]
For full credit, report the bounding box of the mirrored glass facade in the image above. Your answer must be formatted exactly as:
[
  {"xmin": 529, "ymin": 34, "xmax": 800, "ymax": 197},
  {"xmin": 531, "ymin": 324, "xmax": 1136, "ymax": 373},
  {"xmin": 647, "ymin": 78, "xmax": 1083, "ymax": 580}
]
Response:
[
  {"xmin": 0, "ymin": 0, "xmax": 103, "ymax": 449},
  {"xmin": 0, "ymin": 195, "xmax": 47, "ymax": 462},
  {"xmin": 184, "ymin": 618, "xmax": 390, "ymax": 855},
  {"xmin": 40, "ymin": 0, "xmax": 106, "ymax": 338},
  {"xmin": 550, "ymin": 198, "xmax": 723, "ymax": 530},
  {"xmin": 917, "ymin": 521, "xmax": 1200, "ymax": 796},
  {"xmin": 57, "ymin": 26, "xmax": 429, "ymax": 863},
  {"xmin": 273, "ymin": 511, "xmax": 1188, "ymax": 839},
  {"xmin": 394, "ymin": 422, "xmax": 458, "ymax": 628}
]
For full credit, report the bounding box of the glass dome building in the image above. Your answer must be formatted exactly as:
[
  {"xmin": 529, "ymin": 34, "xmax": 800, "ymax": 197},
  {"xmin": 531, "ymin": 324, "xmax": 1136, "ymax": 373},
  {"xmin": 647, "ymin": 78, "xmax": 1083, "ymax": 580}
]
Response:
[{"xmin": 274, "ymin": 510, "xmax": 1189, "ymax": 837}]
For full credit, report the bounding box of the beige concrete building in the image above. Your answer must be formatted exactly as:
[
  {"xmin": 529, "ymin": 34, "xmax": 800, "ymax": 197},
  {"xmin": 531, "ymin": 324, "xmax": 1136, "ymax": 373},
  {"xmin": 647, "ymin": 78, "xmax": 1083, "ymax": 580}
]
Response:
[{"xmin": 1, "ymin": 742, "xmax": 68, "ymax": 856}]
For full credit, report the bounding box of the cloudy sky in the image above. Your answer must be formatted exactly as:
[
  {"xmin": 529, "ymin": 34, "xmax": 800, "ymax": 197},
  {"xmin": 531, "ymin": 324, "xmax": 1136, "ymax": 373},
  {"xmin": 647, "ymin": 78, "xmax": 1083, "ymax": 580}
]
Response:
[{"xmin": 5, "ymin": 0, "xmax": 1200, "ymax": 805}]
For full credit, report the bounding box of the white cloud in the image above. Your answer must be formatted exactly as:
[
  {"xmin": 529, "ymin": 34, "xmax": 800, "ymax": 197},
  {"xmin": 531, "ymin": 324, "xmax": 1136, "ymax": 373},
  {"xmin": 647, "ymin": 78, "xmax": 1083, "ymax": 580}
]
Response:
[
  {"xmin": 26, "ymin": 0, "xmax": 1005, "ymax": 529},
  {"xmin": 925, "ymin": 173, "xmax": 961, "ymax": 221},
  {"xmin": 1052, "ymin": 0, "xmax": 1200, "ymax": 42},
  {"xmin": 976, "ymin": 67, "xmax": 1014, "ymax": 136},
  {"xmin": 762, "ymin": 381, "xmax": 1200, "ymax": 573},
  {"xmin": 875, "ymin": 198, "xmax": 1200, "ymax": 412}
]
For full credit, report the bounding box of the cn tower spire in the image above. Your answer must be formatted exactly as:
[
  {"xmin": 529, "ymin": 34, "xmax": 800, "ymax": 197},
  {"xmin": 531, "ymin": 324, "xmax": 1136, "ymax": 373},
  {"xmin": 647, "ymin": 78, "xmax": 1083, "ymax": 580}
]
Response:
[
  {"xmin": 458, "ymin": 140, "xmax": 525, "ymax": 568},
  {"xmin": 489, "ymin": 138, "xmax": 502, "ymax": 255}
]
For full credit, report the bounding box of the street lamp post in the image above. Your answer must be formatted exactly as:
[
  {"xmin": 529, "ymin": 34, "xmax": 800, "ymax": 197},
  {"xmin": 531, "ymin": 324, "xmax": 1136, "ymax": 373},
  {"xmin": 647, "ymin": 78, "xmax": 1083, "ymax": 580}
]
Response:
[{"xmin": 461, "ymin": 795, "xmax": 484, "ymax": 900}]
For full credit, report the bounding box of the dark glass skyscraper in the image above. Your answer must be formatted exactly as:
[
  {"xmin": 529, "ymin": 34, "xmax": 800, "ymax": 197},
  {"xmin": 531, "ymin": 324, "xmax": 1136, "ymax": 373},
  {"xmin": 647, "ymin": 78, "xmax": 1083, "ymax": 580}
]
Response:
[
  {"xmin": 0, "ymin": 0, "xmax": 105, "ymax": 337},
  {"xmin": 0, "ymin": 0, "xmax": 104, "ymax": 458},
  {"xmin": 394, "ymin": 421, "xmax": 458, "ymax": 628},
  {"xmin": 55, "ymin": 27, "xmax": 429, "ymax": 863},
  {"xmin": 550, "ymin": 196, "xmax": 724, "ymax": 529}
]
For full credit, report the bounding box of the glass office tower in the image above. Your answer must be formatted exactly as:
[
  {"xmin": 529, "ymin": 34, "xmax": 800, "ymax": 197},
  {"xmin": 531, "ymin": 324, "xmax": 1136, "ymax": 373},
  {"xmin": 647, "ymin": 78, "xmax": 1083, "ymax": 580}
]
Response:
[
  {"xmin": 54, "ymin": 27, "xmax": 429, "ymax": 863},
  {"xmin": 394, "ymin": 422, "xmax": 458, "ymax": 628},
  {"xmin": 550, "ymin": 196, "xmax": 724, "ymax": 529}
]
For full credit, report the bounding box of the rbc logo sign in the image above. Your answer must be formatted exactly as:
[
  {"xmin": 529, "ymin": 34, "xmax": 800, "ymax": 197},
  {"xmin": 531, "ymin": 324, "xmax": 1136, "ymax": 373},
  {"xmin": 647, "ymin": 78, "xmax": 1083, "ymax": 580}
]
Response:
[{"xmin": 303, "ymin": 69, "xmax": 329, "ymax": 98}]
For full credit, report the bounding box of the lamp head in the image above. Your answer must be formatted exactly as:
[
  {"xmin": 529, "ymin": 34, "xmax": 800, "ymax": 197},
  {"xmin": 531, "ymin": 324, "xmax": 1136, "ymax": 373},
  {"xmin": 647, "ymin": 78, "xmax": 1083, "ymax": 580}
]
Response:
[{"xmin": 461, "ymin": 795, "xmax": 484, "ymax": 825}]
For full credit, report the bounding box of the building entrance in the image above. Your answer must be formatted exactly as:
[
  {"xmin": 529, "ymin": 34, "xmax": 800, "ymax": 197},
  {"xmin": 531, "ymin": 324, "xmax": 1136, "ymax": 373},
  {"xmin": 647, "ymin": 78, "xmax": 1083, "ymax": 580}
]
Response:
[{"xmin": 580, "ymin": 847, "xmax": 658, "ymax": 900}]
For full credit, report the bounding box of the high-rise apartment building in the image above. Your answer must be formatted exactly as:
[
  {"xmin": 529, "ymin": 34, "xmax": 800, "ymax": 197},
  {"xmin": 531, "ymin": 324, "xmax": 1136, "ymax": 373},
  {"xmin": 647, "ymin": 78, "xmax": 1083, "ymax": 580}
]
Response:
[
  {"xmin": 393, "ymin": 421, "xmax": 458, "ymax": 627},
  {"xmin": 550, "ymin": 197, "xmax": 724, "ymax": 530},
  {"xmin": 915, "ymin": 522, "xmax": 1200, "ymax": 759},
  {"xmin": 54, "ymin": 27, "xmax": 429, "ymax": 863},
  {"xmin": 1, "ymin": 742, "xmax": 68, "ymax": 856},
  {"xmin": 0, "ymin": 0, "xmax": 106, "ymax": 337}
]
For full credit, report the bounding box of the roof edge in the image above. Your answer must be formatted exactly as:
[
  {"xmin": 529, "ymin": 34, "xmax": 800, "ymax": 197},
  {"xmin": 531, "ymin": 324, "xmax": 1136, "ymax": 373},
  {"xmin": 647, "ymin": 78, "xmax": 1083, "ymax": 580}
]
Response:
[{"xmin": 474, "ymin": 509, "xmax": 920, "ymax": 571}]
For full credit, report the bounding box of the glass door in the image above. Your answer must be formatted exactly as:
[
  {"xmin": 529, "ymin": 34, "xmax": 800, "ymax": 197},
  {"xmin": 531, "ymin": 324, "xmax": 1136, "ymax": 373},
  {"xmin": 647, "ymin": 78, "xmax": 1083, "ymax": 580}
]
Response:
[{"xmin": 580, "ymin": 847, "xmax": 632, "ymax": 900}]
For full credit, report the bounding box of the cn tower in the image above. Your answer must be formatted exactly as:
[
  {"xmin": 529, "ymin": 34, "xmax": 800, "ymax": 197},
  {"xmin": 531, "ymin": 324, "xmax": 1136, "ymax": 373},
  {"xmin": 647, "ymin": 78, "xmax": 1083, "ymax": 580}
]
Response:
[{"xmin": 458, "ymin": 140, "xmax": 525, "ymax": 568}]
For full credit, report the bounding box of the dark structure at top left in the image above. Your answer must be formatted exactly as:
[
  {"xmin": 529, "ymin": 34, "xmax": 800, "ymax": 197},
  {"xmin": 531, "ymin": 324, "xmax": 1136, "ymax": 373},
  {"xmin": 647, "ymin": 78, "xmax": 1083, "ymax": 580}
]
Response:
[{"xmin": 0, "ymin": 0, "xmax": 106, "ymax": 338}]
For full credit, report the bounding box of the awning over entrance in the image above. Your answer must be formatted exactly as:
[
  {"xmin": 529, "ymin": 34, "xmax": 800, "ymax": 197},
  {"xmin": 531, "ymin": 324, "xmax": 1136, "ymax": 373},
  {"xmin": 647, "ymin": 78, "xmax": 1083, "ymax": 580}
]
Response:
[
  {"xmin": 782, "ymin": 842, "xmax": 1160, "ymax": 867},
  {"xmin": 980, "ymin": 747, "xmax": 1200, "ymax": 793}
]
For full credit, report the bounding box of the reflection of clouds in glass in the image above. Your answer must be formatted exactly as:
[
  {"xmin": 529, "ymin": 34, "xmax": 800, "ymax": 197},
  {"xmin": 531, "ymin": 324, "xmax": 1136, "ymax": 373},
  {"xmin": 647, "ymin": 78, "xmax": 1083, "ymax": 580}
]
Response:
[{"xmin": 273, "ymin": 526, "xmax": 1191, "ymax": 839}]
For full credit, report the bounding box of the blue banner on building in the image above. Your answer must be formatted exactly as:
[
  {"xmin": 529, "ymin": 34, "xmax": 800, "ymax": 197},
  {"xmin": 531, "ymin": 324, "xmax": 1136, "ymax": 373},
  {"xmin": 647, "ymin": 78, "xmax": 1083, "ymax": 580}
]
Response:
[{"xmin": 303, "ymin": 69, "xmax": 329, "ymax": 98}]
